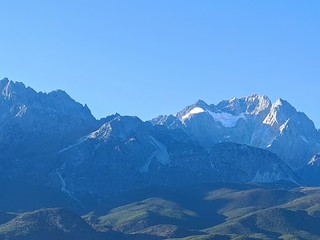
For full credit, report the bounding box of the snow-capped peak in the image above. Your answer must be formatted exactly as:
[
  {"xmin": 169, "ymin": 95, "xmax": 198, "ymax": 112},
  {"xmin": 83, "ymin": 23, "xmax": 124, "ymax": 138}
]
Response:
[
  {"xmin": 273, "ymin": 98, "xmax": 295, "ymax": 111},
  {"xmin": 244, "ymin": 94, "xmax": 270, "ymax": 101},
  {"xmin": 263, "ymin": 98, "xmax": 296, "ymax": 127},
  {"xmin": 274, "ymin": 98, "xmax": 283, "ymax": 107},
  {"xmin": 216, "ymin": 94, "xmax": 271, "ymax": 116},
  {"xmin": 243, "ymin": 94, "xmax": 271, "ymax": 115}
]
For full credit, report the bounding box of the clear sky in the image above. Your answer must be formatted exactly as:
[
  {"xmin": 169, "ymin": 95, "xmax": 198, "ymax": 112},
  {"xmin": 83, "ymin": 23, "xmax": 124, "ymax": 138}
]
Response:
[{"xmin": 0, "ymin": 1, "xmax": 320, "ymax": 127}]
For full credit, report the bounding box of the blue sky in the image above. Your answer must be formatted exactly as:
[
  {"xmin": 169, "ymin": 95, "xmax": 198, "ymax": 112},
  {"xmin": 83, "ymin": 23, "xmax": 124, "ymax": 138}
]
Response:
[{"xmin": 1, "ymin": 1, "xmax": 320, "ymax": 127}]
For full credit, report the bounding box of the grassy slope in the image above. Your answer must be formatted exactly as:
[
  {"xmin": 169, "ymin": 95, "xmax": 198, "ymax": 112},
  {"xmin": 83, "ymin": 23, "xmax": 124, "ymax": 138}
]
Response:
[
  {"xmin": 83, "ymin": 183, "xmax": 320, "ymax": 239},
  {"xmin": 0, "ymin": 208, "xmax": 106, "ymax": 240},
  {"xmin": 1, "ymin": 183, "xmax": 320, "ymax": 239}
]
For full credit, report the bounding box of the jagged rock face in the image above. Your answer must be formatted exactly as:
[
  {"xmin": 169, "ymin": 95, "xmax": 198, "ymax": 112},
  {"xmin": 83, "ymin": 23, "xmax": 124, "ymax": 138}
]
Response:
[
  {"xmin": 52, "ymin": 115, "xmax": 208, "ymax": 197},
  {"xmin": 0, "ymin": 78, "xmax": 98, "ymax": 181},
  {"xmin": 260, "ymin": 99, "xmax": 319, "ymax": 169},
  {"xmin": 52, "ymin": 115, "xmax": 295, "ymax": 199},
  {"xmin": 153, "ymin": 95, "xmax": 320, "ymax": 170},
  {"xmin": 209, "ymin": 143, "xmax": 296, "ymax": 183},
  {"xmin": 0, "ymin": 78, "xmax": 97, "ymax": 146}
]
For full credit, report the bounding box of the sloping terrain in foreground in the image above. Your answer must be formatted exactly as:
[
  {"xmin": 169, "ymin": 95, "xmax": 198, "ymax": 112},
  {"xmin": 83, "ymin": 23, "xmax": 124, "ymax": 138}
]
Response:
[{"xmin": 2, "ymin": 183, "xmax": 320, "ymax": 240}]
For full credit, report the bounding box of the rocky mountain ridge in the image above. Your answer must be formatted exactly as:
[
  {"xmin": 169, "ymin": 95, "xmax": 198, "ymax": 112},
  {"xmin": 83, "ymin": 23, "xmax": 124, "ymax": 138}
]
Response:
[
  {"xmin": 152, "ymin": 94, "xmax": 320, "ymax": 170},
  {"xmin": 0, "ymin": 78, "xmax": 319, "ymax": 205}
]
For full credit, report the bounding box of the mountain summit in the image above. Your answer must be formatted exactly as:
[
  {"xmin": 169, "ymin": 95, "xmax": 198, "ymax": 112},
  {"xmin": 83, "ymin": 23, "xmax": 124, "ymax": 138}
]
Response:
[{"xmin": 153, "ymin": 95, "xmax": 320, "ymax": 170}]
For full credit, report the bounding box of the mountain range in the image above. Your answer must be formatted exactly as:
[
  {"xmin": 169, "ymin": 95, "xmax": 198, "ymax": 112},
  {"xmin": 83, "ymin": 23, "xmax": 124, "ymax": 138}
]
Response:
[{"xmin": 1, "ymin": 77, "xmax": 320, "ymax": 239}]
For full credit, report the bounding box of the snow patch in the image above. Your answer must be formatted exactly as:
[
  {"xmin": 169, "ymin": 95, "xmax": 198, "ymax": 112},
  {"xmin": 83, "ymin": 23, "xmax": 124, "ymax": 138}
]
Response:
[
  {"xmin": 263, "ymin": 111, "xmax": 278, "ymax": 126},
  {"xmin": 182, "ymin": 107, "xmax": 205, "ymax": 120},
  {"xmin": 279, "ymin": 119, "xmax": 290, "ymax": 133},
  {"xmin": 208, "ymin": 111, "xmax": 245, "ymax": 128},
  {"xmin": 182, "ymin": 106, "xmax": 245, "ymax": 128},
  {"xmin": 308, "ymin": 155, "xmax": 320, "ymax": 166},
  {"xmin": 2, "ymin": 81, "xmax": 12, "ymax": 99},
  {"xmin": 274, "ymin": 98, "xmax": 283, "ymax": 107},
  {"xmin": 300, "ymin": 136, "xmax": 309, "ymax": 143},
  {"xmin": 15, "ymin": 105, "xmax": 27, "ymax": 117}
]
